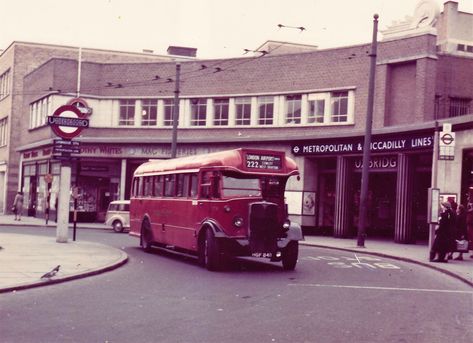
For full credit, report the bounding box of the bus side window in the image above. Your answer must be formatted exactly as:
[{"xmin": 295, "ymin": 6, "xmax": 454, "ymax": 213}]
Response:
[
  {"xmin": 137, "ymin": 177, "xmax": 144, "ymax": 197},
  {"xmin": 164, "ymin": 174, "xmax": 175, "ymax": 197},
  {"xmin": 212, "ymin": 172, "xmax": 221, "ymax": 199},
  {"xmin": 200, "ymin": 172, "xmax": 212, "ymax": 199},
  {"xmin": 176, "ymin": 174, "xmax": 185, "ymax": 197},
  {"xmin": 132, "ymin": 178, "xmax": 138, "ymax": 197},
  {"xmin": 190, "ymin": 173, "xmax": 198, "ymax": 198},
  {"xmin": 154, "ymin": 175, "xmax": 163, "ymax": 197},
  {"xmin": 144, "ymin": 176, "xmax": 153, "ymax": 197}
]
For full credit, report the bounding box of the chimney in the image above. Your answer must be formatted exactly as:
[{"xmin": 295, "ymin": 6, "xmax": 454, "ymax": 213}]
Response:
[{"xmin": 167, "ymin": 46, "xmax": 197, "ymax": 57}]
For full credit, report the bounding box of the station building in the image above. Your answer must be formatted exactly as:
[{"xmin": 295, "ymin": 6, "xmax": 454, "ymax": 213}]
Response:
[{"xmin": 2, "ymin": 1, "xmax": 473, "ymax": 243}]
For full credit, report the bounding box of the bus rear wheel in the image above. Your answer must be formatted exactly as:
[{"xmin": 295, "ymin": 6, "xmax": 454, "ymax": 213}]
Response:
[
  {"xmin": 141, "ymin": 220, "xmax": 153, "ymax": 253},
  {"xmin": 281, "ymin": 241, "xmax": 298, "ymax": 270},
  {"xmin": 200, "ymin": 227, "xmax": 222, "ymax": 271}
]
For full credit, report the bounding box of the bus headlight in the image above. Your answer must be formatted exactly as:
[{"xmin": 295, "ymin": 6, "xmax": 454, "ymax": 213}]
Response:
[
  {"xmin": 282, "ymin": 220, "xmax": 291, "ymax": 231},
  {"xmin": 233, "ymin": 217, "xmax": 244, "ymax": 228}
]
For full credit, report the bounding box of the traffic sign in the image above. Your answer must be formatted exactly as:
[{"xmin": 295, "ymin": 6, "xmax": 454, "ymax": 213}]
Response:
[
  {"xmin": 48, "ymin": 105, "xmax": 89, "ymax": 139},
  {"xmin": 439, "ymin": 132, "xmax": 455, "ymax": 146}
]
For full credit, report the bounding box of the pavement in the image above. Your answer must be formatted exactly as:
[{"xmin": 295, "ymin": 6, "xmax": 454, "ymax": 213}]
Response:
[{"xmin": 0, "ymin": 214, "xmax": 472, "ymax": 293}]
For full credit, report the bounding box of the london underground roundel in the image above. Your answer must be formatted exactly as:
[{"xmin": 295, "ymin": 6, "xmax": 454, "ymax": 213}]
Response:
[{"xmin": 48, "ymin": 105, "xmax": 89, "ymax": 139}]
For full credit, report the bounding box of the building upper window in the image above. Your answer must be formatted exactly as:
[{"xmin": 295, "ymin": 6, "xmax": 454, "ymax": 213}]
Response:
[
  {"xmin": 449, "ymin": 97, "xmax": 471, "ymax": 117},
  {"xmin": 235, "ymin": 97, "xmax": 251, "ymax": 126},
  {"xmin": 0, "ymin": 117, "xmax": 7, "ymax": 146},
  {"xmin": 190, "ymin": 98, "xmax": 207, "ymax": 126},
  {"xmin": 29, "ymin": 97, "xmax": 51, "ymax": 129},
  {"xmin": 258, "ymin": 96, "xmax": 274, "ymax": 125},
  {"xmin": 141, "ymin": 99, "xmax": 157, "ymax": 126},
  {"xmin": 163, "ymin": 99, "xmax": 175, "ymax": 127},
  {"xmin": 119, "ymin": 99, "xmax": 135, "ymax": 126},
  {"xmin": 331, "ymin": 91, "xmax": 349, "ymax": 122},
  {"xmin": 213, "ymin": 98, "xmax": 229, "ymax": 126},
  {"xmin": 308, "ymin": 98, "xmax": 325, "ymax": 123},
  {"xmin": 0, "ymin": 69, "xmax": 11, "ymax": 101},
  {"xmin": 285, "ymin": 95, "xmax": 301, "ymax": 124}
]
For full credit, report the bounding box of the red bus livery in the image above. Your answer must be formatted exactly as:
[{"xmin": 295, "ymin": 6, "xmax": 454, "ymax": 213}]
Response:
[{"xmin": 129, "ymin": 148, "xmax": 303, "ymax": 270}]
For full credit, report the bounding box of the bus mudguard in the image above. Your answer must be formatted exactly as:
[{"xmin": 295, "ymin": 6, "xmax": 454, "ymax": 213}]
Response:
[
  {"xmin": 201, "ymin": 219, "xmax": 226, "ymax": 238},
  {"xmin": 286, "ymin": 222, "xmax": 304, "ymax": 241}
]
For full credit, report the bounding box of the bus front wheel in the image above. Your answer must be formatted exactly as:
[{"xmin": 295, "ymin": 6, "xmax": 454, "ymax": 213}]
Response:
[
  {"xmin": 200, "ymin": 227, "xmax": 221, "ymax": 271},
  {"xmin": 281, "ymin": 241, "xmax": 298, "ymax": 270},
  {"xmin": 141, "ymin": 220, "xmax": 153, "ymax": 253}
]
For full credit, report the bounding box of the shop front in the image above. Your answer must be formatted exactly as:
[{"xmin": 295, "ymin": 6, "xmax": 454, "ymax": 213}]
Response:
[
  {"xmin": 292, "ymin": 130, "xmax": 434, "ymax": 243},
  {"xmin": 19, "ymin": 142, "xmax": 201, "ymax": 222}
]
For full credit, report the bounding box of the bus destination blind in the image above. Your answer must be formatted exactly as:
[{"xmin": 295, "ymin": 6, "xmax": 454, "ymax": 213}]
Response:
[{"xmin": 245, "ymin": 153, "xmax": 282, "ymax": 170}]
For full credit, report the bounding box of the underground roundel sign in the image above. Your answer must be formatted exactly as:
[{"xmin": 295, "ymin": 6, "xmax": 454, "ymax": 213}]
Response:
[{"xmin": 48, "ymin": 105, "xmax": 89, "ymax": 139}]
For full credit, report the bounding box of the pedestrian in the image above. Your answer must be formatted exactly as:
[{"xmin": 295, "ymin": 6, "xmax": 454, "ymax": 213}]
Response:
[
  {"xmin": 451, "ymin": 204, "xmax": 468, "ymax": 260},
  {"xmin": 447, "ymin": 199, "xmax": 458, "ymax": 260},
  {"xmin": 430, "ymin": 201, "xmax": 455, "ymax": 263},
  {"xmin": 466, "ymin": 193, "xmax": 473, "ymax": 258},
  {"xmin": 12, "ymin": 191, "xmax": 24, "ymax": 221}
]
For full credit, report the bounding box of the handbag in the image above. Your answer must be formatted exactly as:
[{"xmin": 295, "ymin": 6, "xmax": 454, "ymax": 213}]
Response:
[{"xmin": 455, "ymin": 239, "xmax": 469, "ymax": 253}]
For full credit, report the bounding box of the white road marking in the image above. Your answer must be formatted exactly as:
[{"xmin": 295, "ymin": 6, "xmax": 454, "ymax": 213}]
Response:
[{"xmin": 288, "ymin": 283, "xmax": 473, "ymax": 294}]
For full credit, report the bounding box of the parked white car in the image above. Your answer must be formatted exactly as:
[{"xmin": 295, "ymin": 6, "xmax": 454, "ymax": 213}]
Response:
[{"xmin": 105, "ymin": 200, "xmax": 130, "ymax": 233}]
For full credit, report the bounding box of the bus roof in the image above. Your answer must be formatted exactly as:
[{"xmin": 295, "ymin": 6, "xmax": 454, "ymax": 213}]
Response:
[{"xmin": 134, "ymin": 148, "xmax": 298, "ymax": 176}]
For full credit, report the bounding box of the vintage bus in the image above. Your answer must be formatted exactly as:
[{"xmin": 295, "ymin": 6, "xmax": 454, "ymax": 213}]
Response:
[{"xmin": 129, "ymin": 148, "xmax": 303, "ymax": 270}]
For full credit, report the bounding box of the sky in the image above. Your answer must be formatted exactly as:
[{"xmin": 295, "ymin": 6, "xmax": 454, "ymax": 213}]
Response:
[{"xmin": 2, "ymin": 0, "xmax": 472, "ymax": 59}]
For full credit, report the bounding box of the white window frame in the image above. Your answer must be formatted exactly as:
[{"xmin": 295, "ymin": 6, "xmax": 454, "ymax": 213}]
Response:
[
  {"xmin": 285, "ymin": 94, "xmax": 302, "ymax": 124},
  {"xmin": 119, "ymin": 99, "xmax": 136, "ymax": 126},
  {"xmin": 257, "ymin": 96, "xmax": 274, "ymax": 126}
]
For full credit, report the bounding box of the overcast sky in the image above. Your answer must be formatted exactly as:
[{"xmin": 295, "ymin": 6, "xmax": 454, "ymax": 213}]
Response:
[{"xmin": 2, "ymin": 0, "xmax": 472, "ymax": 59}]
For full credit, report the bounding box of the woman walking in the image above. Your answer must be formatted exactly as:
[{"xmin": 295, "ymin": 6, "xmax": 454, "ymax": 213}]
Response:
[
  {"xmin": 12, "ymin": 191, "xmax": 24, "ymax": 221},
  {"xmin": 452, "ymin": 204, "xmax": 468, "ymax": 260},
  {"xmin": 430, "ymin": 201, "xmax": 455, "ymax": 263}
]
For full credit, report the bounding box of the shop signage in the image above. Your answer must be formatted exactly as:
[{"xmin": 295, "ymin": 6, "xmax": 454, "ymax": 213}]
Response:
[
  {"xmin": 291, "ymin": 133, "xmax": 433, "ymax": 156},
  {"xmin": 67, "ymin": 97, "xmax": 93, "ymax": 116},
  {"xmin": 354, "ymin": 156, "xmax": 397, "ymax": 170},
  {"xmin": 48, "ymin": 105, "xmax": 89, "ymax": 140}
]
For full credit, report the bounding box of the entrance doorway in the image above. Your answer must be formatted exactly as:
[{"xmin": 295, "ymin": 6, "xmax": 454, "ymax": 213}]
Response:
[{"xmin": 352, "ymin": 172, "xmax": 397, "ymax": 238}]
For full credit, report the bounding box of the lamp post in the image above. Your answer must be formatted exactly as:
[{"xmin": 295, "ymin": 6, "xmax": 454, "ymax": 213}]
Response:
[
  {"xmin": 357, "ymin": 14, "xmax": 379, "ymax": 247},
  {"xmin": 171, "ymin": 63, "xmax": 181, "ymax": 158}
]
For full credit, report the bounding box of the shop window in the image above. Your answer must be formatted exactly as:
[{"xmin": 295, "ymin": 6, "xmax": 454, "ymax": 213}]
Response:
[
  {"xmin": 308, "ymin": 99, "xmax": 325, "ymax": 123},
  {"xmin": 213, "ymin": 98, "xmax": 229, "ymax": 126},
  {"xmin": 119, "ymin": 99, "xmax": 135, "ymax": 126},
  {"xmin": 258, "ymin": 96, "xmax": 274, "ymax": 125},
  {"xmin": 235, "ymin": 97, "xmax": 251, "ymax": 125},
  {"xmin": 285, "ymin": 95, "xmax": 301, "ymax": 124},
  {"xmin": 0, "ymin": 69, "xmax": 10, "ymax": 101},
  {"xmin": 190, "ymin": 98, "xmax": 207, "ymax": 126},
  {"xmin": 449, "ymin": 97, "xmax": 471, "ymax": 117},
  {"xmin": 163, "ymin": 99, "xmax": 176, "ymax": 127},
  {"xmin": 0, "ymin": 117, "xmax": 7, "ymax": 146},
  {"xmin": 331, "ymin": 91, "xmax": 349, "ymax": 122},
  {"xmin": 141, "ymin": 99, "xmax": 157, "ymax": 126},
  {"xmin": 29, "ymin": 96, "xmax": 51, "ymax": 129}
]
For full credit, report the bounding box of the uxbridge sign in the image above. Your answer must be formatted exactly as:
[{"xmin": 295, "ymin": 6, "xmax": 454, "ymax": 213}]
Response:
[
  {"xmin": 47, "ymin": 105, "xmax": 89, "ymax": 139},
  {"xmin": 292, "ymin": 132, "xmax": 433, "ymax": 156}
]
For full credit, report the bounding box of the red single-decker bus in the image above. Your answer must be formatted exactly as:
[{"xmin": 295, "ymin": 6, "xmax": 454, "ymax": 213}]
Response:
[{"xmin": 129, "ymin": 148, "xmax": 303, "ymax": 270}]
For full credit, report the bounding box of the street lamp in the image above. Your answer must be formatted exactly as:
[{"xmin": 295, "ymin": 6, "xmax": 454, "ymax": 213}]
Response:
[
  {"xmin": 171, "ymin": 63, "xmax": 181, "ymax": 158},
  {"xmin": 357, "ymin": 14, "xmax": 379, "ymax": 247}
]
